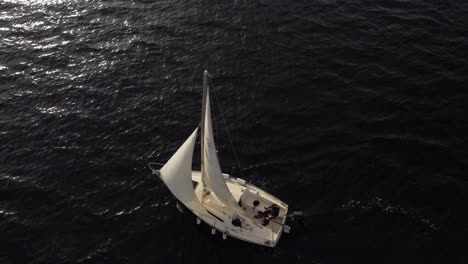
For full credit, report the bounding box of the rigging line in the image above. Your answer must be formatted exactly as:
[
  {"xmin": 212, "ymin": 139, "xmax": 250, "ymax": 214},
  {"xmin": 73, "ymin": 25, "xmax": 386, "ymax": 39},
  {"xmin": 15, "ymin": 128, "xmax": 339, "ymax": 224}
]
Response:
[{"xmin": 209, "ymin": 77, "xmax": 245, "ymax": 179}]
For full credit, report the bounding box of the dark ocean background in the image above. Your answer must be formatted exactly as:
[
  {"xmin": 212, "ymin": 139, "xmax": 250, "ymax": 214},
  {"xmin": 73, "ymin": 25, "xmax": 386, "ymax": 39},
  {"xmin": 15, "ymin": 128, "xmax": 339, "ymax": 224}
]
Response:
[{"xmin": 1, "ymin": 0, "xmax": 467, "ymax": 263}]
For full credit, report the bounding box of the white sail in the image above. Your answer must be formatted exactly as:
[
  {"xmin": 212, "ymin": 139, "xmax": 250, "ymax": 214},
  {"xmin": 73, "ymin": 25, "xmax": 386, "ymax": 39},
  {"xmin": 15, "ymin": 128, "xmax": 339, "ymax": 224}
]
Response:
[
  {"xmin": 159, "ymin": 128, "xmax": 209, "ymax": 214},
  {"xmin": 202, "ymin": 92, "xmax": 240, "ymax": 208}
]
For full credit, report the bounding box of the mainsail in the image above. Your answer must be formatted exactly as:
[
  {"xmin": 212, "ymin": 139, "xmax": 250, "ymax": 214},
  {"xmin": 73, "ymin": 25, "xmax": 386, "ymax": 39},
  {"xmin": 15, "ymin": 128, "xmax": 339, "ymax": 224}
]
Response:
[
  {"xmin": 159, "ymin": 128, "xmax": 209, "ymax": 215},
  {"xmin": 201, "ymin": 89, "xmax": 255, "ymax": 227},
  {"xmin": 202, "ymin": 92, "xmax": 240, "ymax": 208}
]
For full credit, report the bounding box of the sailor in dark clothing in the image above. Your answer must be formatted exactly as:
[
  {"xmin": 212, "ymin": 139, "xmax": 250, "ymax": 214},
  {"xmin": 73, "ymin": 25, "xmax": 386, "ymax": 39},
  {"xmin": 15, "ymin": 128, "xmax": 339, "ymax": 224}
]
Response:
[
  {"xmin": 269, "ymin": 204, "xmax": 280, "ymax": 218},
  {"xmin": 262, "ymin": 204, "xmax": 280, "ymax": 219},
  {"xmin": 254, "ymin": 210, "xmax": 267, "ymax": 218}
]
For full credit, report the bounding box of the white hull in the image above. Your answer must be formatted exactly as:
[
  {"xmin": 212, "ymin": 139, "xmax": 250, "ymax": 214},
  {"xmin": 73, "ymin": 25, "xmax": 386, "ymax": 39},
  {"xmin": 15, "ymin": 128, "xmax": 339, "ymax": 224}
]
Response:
[{"xmin": 190, "ymin": 171, "xmax": 288, "ymax": 247}]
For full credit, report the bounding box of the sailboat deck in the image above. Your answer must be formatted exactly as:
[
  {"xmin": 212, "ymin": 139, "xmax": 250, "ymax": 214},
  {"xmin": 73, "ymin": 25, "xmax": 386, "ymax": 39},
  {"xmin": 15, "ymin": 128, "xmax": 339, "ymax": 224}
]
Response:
[
  {"xmin": 191, "ymin": 171, "xmax": 288, "ymax": 246},
  {"xmin": 237, "ymin": 189, "xmax": 286, "ymax": 234}
]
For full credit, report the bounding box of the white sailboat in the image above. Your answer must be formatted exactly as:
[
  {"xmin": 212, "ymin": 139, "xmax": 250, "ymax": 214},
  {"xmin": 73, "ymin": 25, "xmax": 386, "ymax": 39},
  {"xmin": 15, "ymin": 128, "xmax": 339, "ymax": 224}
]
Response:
[{"xmin": 149, "ymin": 71, "xmax": 290, "ymax": 247}]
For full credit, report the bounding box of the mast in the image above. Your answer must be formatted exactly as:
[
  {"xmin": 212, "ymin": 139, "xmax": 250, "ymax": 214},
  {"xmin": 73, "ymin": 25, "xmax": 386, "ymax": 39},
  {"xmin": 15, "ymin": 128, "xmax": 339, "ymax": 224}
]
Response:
[{"xmin": 201, "ymin": 70, "xmax": 209, "ymax": 190}]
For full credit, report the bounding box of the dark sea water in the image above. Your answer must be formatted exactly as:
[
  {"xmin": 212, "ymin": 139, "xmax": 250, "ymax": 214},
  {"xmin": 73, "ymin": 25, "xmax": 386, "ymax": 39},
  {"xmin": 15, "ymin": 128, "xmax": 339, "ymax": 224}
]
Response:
[{"xmin": 1, "ymin": 0, "xmax": 467, "ymax": 263}]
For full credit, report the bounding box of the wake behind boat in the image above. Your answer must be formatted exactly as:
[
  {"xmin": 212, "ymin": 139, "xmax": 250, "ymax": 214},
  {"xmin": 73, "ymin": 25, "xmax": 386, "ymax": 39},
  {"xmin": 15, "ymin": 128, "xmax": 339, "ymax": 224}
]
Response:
[{"xmin": 149, "ymin": 71, "xmax": 290, "ymax": 247}]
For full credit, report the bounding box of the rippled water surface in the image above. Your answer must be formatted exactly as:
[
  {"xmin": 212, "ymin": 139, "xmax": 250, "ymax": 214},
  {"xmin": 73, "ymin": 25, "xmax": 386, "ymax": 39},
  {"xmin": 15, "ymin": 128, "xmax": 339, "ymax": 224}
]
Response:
[{"xmin": 1, "ymin": 0, "xmax": 467, "ymax": 263}]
